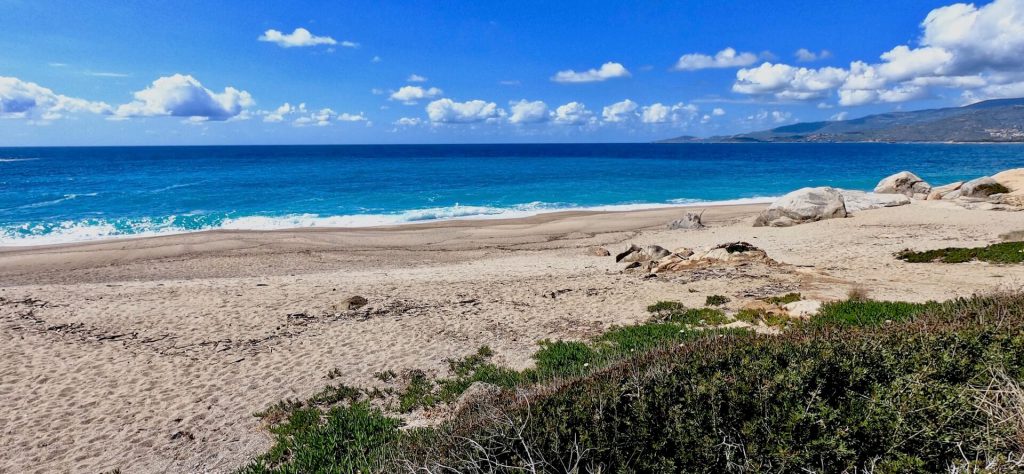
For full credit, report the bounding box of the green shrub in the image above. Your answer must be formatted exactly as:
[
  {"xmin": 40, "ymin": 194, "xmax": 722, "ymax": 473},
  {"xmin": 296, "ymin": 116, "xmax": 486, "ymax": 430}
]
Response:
[
  {"xmin": 647, "ymin": 301, "xmax": 686, "ymax": 313},
  {"xmin": 809, "ymin": 299, "xmax": 934, "ymax": 328},
  {"xmin": 898, "ymin": 241, "xmax": 1024, "ymax": 264},
  {"xmin": 705, "ymin": 294, "xmax": 730, "ymax": 306},
  {"xmin": 242, "ymin": 402, "xmax": 401, "ymax": 473},
  {"xmin": 764, "ymin": 292, "xmax": 802, "ymax": 304},
  {"xmin": 244, "ymin": 293, "xmax": 1024, "ymax": 473}
]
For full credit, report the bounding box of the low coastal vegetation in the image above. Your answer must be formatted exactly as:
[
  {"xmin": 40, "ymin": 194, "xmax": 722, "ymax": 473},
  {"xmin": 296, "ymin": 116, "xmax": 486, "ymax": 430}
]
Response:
[
  {"xmin": 243, "ymin": 293, "xmax": 1024, "ymax": 473},
  {"xmin": 898, "ymin": 241, "xmax": 1024, "ymax": 264}
]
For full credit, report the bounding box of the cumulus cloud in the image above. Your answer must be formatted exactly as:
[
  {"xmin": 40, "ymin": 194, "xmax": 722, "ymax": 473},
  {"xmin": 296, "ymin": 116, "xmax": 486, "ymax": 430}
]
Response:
[
  {"xmin": 733, "ymin": 0, "xmax": 1024, "ymax": 107},
  {"xmin": 508, "ymin": 99, "xmax": 549, "ymax": 124},
  {"xmin": 394, "ymin": 117, "xmax": 423, "ymax": 126},
  {"xmin": 712, "ymin": 107, "xmax": 726, "ymax": 116},
  {"xmin": 258, "ymin": 28, "xmax": 347, "ymax": 48},
  {"xmin": 0, "ymin": 76, "xmax": 111, "ymax": 121},
  {"xmin": 795, "ymin": 49, "xmax": 832, "ymax": 62},
  {"xmin": 733, "ymin": 63, "xmax": 848, "ymax": 100},
  {"xmin": 552, "ymin": 102, "xmax": 595, "ymax": 125},
  {"xmin": 294, "ymin": 108, "xmax": 336, "ymax": 126},
  {"xmin": 263, "ymin": 102, "xmax": 298, "ymax": 122},
  {"xmin": 426, "ymin": 99, "xmax": 505, "ymax": 123},
  {"xmin": 389, "ymin": 85, "xmax": 442, "ymax": 104},
  {"xmin": 640, "ymin": 102, "xmax": 699, "ymax": 124},
  {"xmin": 551, "ymin": 62, "xmax": 630, "ymax": 83},
  {"xmin": 407, "ymin": 74, "xmax": 428, "ymax": 82},
  {"xmin": 337, "ymin": 112, "xmax": 368, "ymax": 122},
  {"xmin": 675, "ymin": 48, "xmax": 759, "ymax": 71},
  {"xmin": 115, "ymin": 74, "xmax": 253, "ymax": 121},
  {"xmin": 602, "ymin": 99, "xmax": 639, "ymax": 123},
  {"xmin": 746, "ymin": 109, "xmax": 794, "ymax": 124}
]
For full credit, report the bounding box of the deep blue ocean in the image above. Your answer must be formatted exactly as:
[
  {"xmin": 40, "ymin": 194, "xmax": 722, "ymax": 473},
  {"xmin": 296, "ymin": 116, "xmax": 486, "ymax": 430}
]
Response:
[{"xmin": 2, "ymin": 143, "xmax": 1023, "ymax": 246}]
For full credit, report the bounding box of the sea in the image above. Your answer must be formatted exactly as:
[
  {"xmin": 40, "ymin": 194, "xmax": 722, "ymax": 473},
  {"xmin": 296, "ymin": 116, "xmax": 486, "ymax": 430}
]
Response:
[{"xmin": 1, "ymin": 143, "xmax": 1023, "ymax": 246}]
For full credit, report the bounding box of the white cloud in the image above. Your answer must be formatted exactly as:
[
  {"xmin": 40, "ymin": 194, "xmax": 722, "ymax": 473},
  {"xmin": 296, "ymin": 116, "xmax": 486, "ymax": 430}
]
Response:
[
  {"xmin": 337, "ymin": 112, "xmax": 368, "ymax": 122},
  {"xmin": 426, "ymin": 99, "xmax": 505, "ymax": 123},
  {"xmin": 263, "ymin": 102, "xmax": 298, "ymax": 122},
  {"xmin": 552, "ymin": 102, "xmax": 594, "ymax": 125},
  {"xmin": 551, "ymin": 62, "xmax": 630, "ymax": 83},
  {"xmin": 830, "ymin": 111, "xmax": 849, "ymax": 121},
  {"xmin": 734, "ymin": 0, "xmax": 1024, "ymax": 107},
  {"xmin": 733, "ymin": 63, "xmax": 848, "ymax": 100},
  {"xmin": 602, "ymin": 99, "xmax": 639, "ymax": 123},
  {"xmin": 746, "ymin": 109, "xmax": 794, "ymax": 124},
  {"xmin": 115, "ymin": 74, "xmax": 253, "ymax": 121},
  {"xmin": 795, "ymin": 49, "xmax": 832, "ymax": 62},
  {"xmin": 639, "ymin": 102, "xmax": 699, "ymax": 124},
  {"xmin": 87, "ymin": 71, "xmax": 130, "ymax": 78},
  {"xmin": 389, "ymin": 85, "xmax": 443, "ymax": 104},
  {"xmin": 407, "ymin": 74, "xmax": 428, "ymax": 83},
  {"xmin": 963, "ymin": 80, "xmax": 1024, "ymax": 102},
  {"xmin": 394, "ymin": 117, "xmax": 423, "ymax": 126},
  {"xmin": 674, "ymin": 48, "xmax": 758, "ymax": 71},
  {"xmin": 371, "ymin": 56, "xmax": 382, "ymax": 63},
  {"xmin": 508, "ymin": 99, "xmax": 549, "ymax": 124},
  {"xmin": 0, "ymin": 76, "xmax": 111, "ymax": 121},
  {"xmin": 258, "ymin": 28, "xmax": 345, "ymax": 48},
  {"xmin": 712, "ymin": 107, "xmax": 726, "ymax": 116},
  {"xmin": 294, "ymin": 108, "xmax": 336, "ymax": 126}
]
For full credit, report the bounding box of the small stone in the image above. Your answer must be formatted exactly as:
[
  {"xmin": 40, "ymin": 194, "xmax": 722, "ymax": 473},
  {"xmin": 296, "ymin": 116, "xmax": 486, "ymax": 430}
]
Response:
[
  {"xmin": 341, "ymin": 296, "xmax": 368, "ymax": 310},
  {"xmin": 585, "ymin": 246, "xmax": 611, "ymax": 257}
]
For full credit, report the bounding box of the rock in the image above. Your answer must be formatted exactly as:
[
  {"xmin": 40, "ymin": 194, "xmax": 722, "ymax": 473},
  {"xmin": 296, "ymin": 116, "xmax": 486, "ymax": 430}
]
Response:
[
  {"xmin": 874, "ymin": 171, "xmax": 932, "ymax": 197},
  {"xmin": 783, "ymin": 300, "xmax": 822, "ymax": 318},
  {"xmin": 616, "ymin": 244, "xmax": 671, "ymax": 263},
  {"xmin": 943, "ymin": 189, "xmax": 962, "ymax": 200},
  {"xmin": 927, "ymin": 181, "xmax": 963, "ymax": 200},
  {"xmin": 839, "ymin": 190, "xmax": 911, "ymax": 213},
  {"xmin": 623, "ymin": 261, "xmax": 643, "ymax": 271},
  {"xmin": 667, "ymin": 212, "xmax": 705, "ymax": 230},
  {"xmin": 993, "ymin": 168, "xmax": 1024, "ymax": 192},
  {"xmin": 654, "ymin": 242, "xmax": 773, "ymax": 272},
  {"xmin": 585, "ymin": 246, "xmax": 611, "ymax": 257},
  {"xmin": 960, "ymin": 176, "xmax": 1008, "ymax": 199},
  {"xmin": 671, "ymin": 247, "xmax": 694, "ymax": 258},
  {"xmin": 753, "ymin": 187, "xmax": 847, "ymax": 227},
  {"xmin": 341, "ymin": 296, "xmax": 368, "ymax": 310}
]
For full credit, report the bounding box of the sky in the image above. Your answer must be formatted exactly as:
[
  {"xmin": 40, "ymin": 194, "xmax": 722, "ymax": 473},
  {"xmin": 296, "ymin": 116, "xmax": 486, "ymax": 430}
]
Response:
[{"xmin": 1, "ymin": 0, "xmax": 1023, "ymax": 145}]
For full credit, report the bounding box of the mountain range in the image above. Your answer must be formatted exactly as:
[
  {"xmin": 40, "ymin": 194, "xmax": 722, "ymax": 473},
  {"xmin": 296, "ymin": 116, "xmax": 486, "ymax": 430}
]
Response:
[{"xmin": 660, "ymin": 98, "xmax": 1024, "ymax": 143}]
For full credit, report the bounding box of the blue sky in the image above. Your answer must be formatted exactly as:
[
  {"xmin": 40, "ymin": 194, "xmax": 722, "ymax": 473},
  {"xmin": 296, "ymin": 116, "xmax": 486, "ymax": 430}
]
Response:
[{"xmin": 1, "ymin": 0, "xmax": 1023, "ymax": 145}]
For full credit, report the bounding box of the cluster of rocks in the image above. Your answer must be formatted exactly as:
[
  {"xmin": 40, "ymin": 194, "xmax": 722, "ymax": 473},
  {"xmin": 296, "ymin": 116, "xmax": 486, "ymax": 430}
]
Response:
[
  {"xmin": 593, "ymin": 241, "xmax": 775, "ymax": 274},
  {"xmin": 753, "ymin": 168, "xmax": 1024, "ymax": 227}
]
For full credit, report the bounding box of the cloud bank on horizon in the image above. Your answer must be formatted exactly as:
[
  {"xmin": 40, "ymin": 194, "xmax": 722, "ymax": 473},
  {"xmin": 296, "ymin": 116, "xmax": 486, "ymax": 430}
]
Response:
[{"xmin": 1, "ymin": 0, "xmax": 1023, "ymax": 144}]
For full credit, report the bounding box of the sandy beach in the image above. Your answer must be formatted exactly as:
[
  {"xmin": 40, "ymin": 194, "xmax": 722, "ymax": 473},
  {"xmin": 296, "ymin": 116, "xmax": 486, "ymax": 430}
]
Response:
[{"xmin": 3, "ymin": 200, "xmax": 1024, "ymax": 472}]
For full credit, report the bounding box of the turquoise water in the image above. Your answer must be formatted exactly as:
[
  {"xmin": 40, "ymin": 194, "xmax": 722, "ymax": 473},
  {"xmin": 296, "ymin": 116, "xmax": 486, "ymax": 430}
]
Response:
[{"xmin": 1, "ymin": 143, "xmax": 1022, "ymax": 246}]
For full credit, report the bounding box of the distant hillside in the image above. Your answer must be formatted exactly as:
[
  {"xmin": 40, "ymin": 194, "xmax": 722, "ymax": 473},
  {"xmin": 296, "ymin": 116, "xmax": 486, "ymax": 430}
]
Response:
[{"xmin": 660, "ymin": 98, "xmax": 1024, "ymax": 143}]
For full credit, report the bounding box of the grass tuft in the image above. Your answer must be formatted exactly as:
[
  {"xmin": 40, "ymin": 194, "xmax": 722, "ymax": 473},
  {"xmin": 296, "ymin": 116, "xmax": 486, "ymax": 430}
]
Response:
[{"xmin": 897, "ymin": 241, "xmax": 1024, "ymax": 264}]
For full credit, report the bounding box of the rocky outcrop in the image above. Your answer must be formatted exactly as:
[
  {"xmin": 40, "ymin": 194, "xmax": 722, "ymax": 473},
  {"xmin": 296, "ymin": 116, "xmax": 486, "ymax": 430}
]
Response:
[
  {"xmin": 959, "ymin": 176, "xmax": 1008, "ymax": 199},
  {"xmin": 616, "ymin": 244, "xmax": 671, "ymax": 263},
  {"xmin": 874, "ymin": 171, "xmax": 932, "ymax": 197},
  {"xmin": 667, "ymin": 212, "xmax": 705, "ymax": 230},
  {"xmin": 927, "ymin": 181, "xmax": 963, "ymax": 200},
  {"xmin": 753, "ymin": 187, "xmax": 847, "ymax": 227},
  {"xmin": 839, "ymin": 190, "xmax": 911, "ymax": 213},
  {"xmin": 654, "ymin": 242, "xmax": 773, "ymax": 272}
]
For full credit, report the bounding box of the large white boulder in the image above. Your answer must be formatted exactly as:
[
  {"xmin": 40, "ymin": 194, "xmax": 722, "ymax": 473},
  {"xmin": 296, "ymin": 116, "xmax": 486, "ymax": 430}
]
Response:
[
  {"xmin": 753, "ymin": 187, "xmax": 847, "ymax": 227},
  {"xmin": 927, "ymin": 181, "xmax": 964, "ymax": 200},
  {"xmin": 959, "ymin": 176, "xmax": 1006, "ymax": 199},
  {"xmin": 839, "ymin": 190, "xmax": 911, "ymax": 213},
  {"xmin": 874, "ymin": 171, "xmax": 931, "ymax": 197}
]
